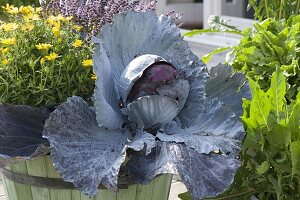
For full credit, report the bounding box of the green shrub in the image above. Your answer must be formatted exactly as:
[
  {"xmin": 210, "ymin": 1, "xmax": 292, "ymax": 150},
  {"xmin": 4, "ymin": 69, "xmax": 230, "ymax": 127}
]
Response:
[
  {"xmin": 248, "ymin": 0, "xmax": 300, "ymax": 21},
  {"xmin": 0, "ymin": 0, "xmax": 40, "ymax": 20},
  {"xmin": 231, "ymin": 16, "xmax": 300, "ymax": 102},
  {"xmin": 222, "ymin": 70, "xmax": 300, "ymax": 200},
  {"xmin": 0, "ymin": 0, "xmax": 39, "ymax": 7},
  {"xmin": 0, "ymin": 5, "xmax": 95, "ymax": 107}
]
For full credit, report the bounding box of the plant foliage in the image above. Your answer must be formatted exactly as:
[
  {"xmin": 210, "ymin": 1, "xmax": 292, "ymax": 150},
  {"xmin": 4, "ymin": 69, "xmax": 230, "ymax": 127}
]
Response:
[
  {"xmin": 46, "ymin": 0, "xmax": 156, "ymax": 35},
  {"xmin": 231, "ymin": 16, "xmax": 300, "ymax": 102},
  {"xmin": 186, "ymin": 15, "xmax": 300, "ymax": 102},
  {"xmin": 0, "ymin": 5, "xmax": 94, "ymax": 106},
  {"xmin": 248, "ymin": 0, "xmax": 300, "ymax": 21},
  {"xmin": 0, "ymin": 0, "xmax": 39, "ymax": 19},
  {"xmin": 216, "ymin": 70, "xmax": 300, "ymax": 200}
]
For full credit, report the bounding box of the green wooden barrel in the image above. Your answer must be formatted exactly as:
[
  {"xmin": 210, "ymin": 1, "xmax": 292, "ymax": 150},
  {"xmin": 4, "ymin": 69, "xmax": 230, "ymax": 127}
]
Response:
[{"xmin": 1, "ymin": 156, "xmax": 173, "ymax": 200}]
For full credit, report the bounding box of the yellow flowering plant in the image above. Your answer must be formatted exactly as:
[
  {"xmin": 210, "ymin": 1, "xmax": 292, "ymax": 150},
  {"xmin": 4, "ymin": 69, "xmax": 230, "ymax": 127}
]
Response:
[{"xmin": 0, "ymin": 4, "xmax": 94, "ymax": 106}]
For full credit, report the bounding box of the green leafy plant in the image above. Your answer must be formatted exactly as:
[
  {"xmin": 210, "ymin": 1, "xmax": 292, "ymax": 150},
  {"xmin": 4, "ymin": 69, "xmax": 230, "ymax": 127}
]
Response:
[
  {"xmin": 184, "ymin": 15, "xmax": 244, "ymax": 37},
  {"xmin": 0, "ymin": 4, "xmax": 94, "ymax": 106},
  {"xmin": 222, "ymin": 70, "xmax": 300, "ymax": 199},
  {"xmin": 230, "ymin": 16, "xmax": 300, "ymax": 102},
  {"xmin": 0, "ymin": 0, "xmax": 40, "ymax": 20},
  {"xmin": 248, "ymin": 0, "xmax": 300, "ymax": 21},
  {"xmin": 185, "ymin": 15, "xmax": 300, "ymax": 102}
]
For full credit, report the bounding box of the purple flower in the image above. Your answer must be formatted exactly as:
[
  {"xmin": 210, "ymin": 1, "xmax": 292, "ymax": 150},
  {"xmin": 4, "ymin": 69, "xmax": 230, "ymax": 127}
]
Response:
[{"xmin": 46, "ymin": 0, "xmax": 156, "ymax": 35}]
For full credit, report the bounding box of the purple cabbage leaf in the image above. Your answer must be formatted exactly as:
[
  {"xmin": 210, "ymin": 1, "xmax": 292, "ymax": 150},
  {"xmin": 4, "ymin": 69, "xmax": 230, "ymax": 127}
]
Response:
[
  {"xmin": 43, "ymin": 96, "xmax": 156, "ymax": 195},
  {"xmin": 0, "ymin": 104, "xmax": 51, "ymax": 168},
  {"xmin": 127, "ymin": 141, "xmax": 240, "ymax": 199}
]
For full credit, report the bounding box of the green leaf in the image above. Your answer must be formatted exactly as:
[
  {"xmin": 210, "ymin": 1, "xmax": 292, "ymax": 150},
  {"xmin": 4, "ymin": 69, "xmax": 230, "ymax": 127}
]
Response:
[
  {"xmin": 290, "ymin": 141, "xmax": 300, "ymax": 176},
  {"xmin": 201, "ymin": 47, "xmax": 232, "ymax": 64},
  {"xmin": 248, "ymin": 79, "xmax": 271, "ymax": 130},
  {"xmin": 268, "ymin": 123, "xmax": 291, "ymax": 147},
  {"xmin": 267, "ymin": 69, "xmax": 286, "ymax": 120},
  {"xmin": 178, "ymin": 192, "xmax": 192, "ymax": 200},
  {"xmin": 257, "ymin": 161, "xmax": 270, "ymax": 174},
  {"xmin": 183, "ymin": 29, "xmax": 244, "ymax": 37},
  {"xmin": 289, "ymin": 102, "xmax": 300, "ymax": 141},
  {"xmin": 208, "ymin": 15, "xmax": 241, "ymax": 32}
]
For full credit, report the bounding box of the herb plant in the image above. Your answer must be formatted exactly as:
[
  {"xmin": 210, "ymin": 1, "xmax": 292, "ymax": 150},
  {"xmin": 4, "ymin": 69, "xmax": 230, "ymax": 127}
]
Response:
[
  {"xmin": 230, "ymin": 16, "xmax": 300, "ymax": 102},
  {"xmin": 248, "ymin": 0, "xmax": 300, "ymax": 21},
  {"xmin": 46, "ymin": 0, "xmax": 156, "ymax": 35},
  {"xmin": 0, "ymin": 5, "xmax": 94, "ymax": 106},
  {"xmin": 185, "ymin": 15, "xmax": 300, "ymax": 102},
  {"xmin": 222, "ymin": 70, "xmax": 300, "ymax": 199}
]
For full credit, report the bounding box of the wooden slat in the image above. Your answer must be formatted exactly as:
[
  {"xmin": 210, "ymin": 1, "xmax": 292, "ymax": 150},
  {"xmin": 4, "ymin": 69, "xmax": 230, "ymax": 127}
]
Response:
[
  {"xmin": 10, "ymin": 162, "xmax": 33, "ymax": 200},
  {"xmin": 95, "ymin": 189, "xmax": 117, "ymax": 200},
  {"xmin": 26, "ymin": 157, "xmax": 50, "ymax": 200},
  {"xmin": 117, "ymin": 184, "xmax": 137, "ymax": 200},
  {"xmin": 152, "ymin": 174, "xmax": 173, "ymax": 200},
  {"xmin": 81, "ymin": 193, "xmax": 95, "ymax": 200},
  {"xmin": 45, "ymin": 156, "xmax": 72, "ymax": 200},
  {"xmin": 2, "ymin": 166, "xmax": 18, "ymax": 200},
  {"xmin": 135, "ymin": 180, "xmax": 155, "ymax": 200},
  {"xmin": 71, "ymin": 190, "xmax": 81, "ymax": 200},
  {"xmin": 1, "ymin": 157, "xmax": 173, "ymax": 200}
]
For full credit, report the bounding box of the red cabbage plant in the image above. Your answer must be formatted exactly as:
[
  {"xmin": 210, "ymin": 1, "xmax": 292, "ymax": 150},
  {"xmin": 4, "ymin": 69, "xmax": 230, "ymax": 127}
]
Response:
[{"xmin": 0, "ymin": 11, "xmax": 251, "ymax": 199}]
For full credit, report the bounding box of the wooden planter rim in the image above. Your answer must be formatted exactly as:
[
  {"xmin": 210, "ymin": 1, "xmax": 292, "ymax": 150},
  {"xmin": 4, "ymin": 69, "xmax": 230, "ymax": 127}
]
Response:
[{"xmin": 1, "ymin": 168, "xmax": 131, "ymax": 189}]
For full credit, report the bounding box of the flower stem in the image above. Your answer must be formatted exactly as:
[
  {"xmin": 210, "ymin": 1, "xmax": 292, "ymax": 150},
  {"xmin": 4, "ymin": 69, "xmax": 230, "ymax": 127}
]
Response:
[
  {"xmin": 265, "ymin": 0, "xmax": 270, "ymax": 18},
  {"xmin": 279, "ymin": 0, "xmax": 284, "ymax": 20}
]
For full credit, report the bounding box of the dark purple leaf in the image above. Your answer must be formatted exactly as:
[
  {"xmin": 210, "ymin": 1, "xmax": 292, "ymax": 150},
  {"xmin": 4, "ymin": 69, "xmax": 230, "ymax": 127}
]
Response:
[
  {"xmin": 158, "ymin": 98, "xmax": 244, "ymax": 157},
  {"xmin": 206, "ymin": 64, "xmax": 251, "ymax": 117},
  {"xmin": 0, "ymin": 104, "xmax": 50, "ymax": 167},
  {"xmin": 43, "ymin": 96, "xmax": 156, "ymax": 196},
  {"xmin": 127, "ymin": 142, "xmax": 240, "ymax": 200}
]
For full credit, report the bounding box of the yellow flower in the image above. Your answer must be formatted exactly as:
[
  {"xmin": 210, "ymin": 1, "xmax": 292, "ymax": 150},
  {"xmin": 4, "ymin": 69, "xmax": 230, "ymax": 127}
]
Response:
[
  {"xmin": 1, "ymin": 4, "xmax": 18, "ymax": 14},
  {"xmin": 47, "ymin": 16, "xmax": 56, "ymax": 25},
  {"xmin": 36, "ymin": 43, "xmax": 53, "ymax": 50},
  {"xmin": 22, "ymin": 23, "xmax": 35, "ymax": 31},
  {"xmin": 57, "ymin": 37, "xmax": 62, "ymax": 43},
  {"xmin": 35, "ymin": 7, "xmax": 42, "ymax": 13},
  {"xmin": 23, "ymin": 13, "xmax": 40, "ymax": 21},
  {"xmin": 52, "ymin": 22, "xmax": 61, "ymax": 37},
  {"xmin": 45, "ymin": 53, "xmax": 58, "ymax": 61},
  {"xmin": 1, "ymin": 59, "xmax": 9, "ymax": 65},
  {"xmin": 64, "ymin": 16, "xmax": 73, "ymax": 21},
  {"xmin": 91, "ymin": 74, "xmax": 97, "ymax": 80},
  {"xmin": 47, "ymin": 15, "xmax": 64, "ymax": 25},
  {"xmin": 1, "ymin": 38, "xmax": 16, "ymax": 45},
  {"xmin": 3, "ymin": 23, "xmax": 18, "ymax": 32},
  {"xmin": 52, "ymin": 27, "xmax": 60, "ymax": 37},
  {"xmin": 40, "ymin": 57, "xmax": 46, "ymax": 64},
  {"xmin": 56, "ymin": 14, "xmax": 65, "ymax": 21},
  {"xmin": 72, "ymin": 39, "xmax": 83, "ymax": 48},
  {"xmin": 19, "ymin": 5, "xmax": 34, "ymax": 15},
  {"xmin": 73, "ymin": 25, "xmax": 83, "ymax": 31},
  {"xmin": 82, "ymin": 59, "xmax": 93, "ymax": 67},
  {"xmin": 91, "ymin": 70, "xmax": 97, "ymax": 80},
  {"xmin": 2, "ymin": 48, "xmax": 9, "ymax": 54}
]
